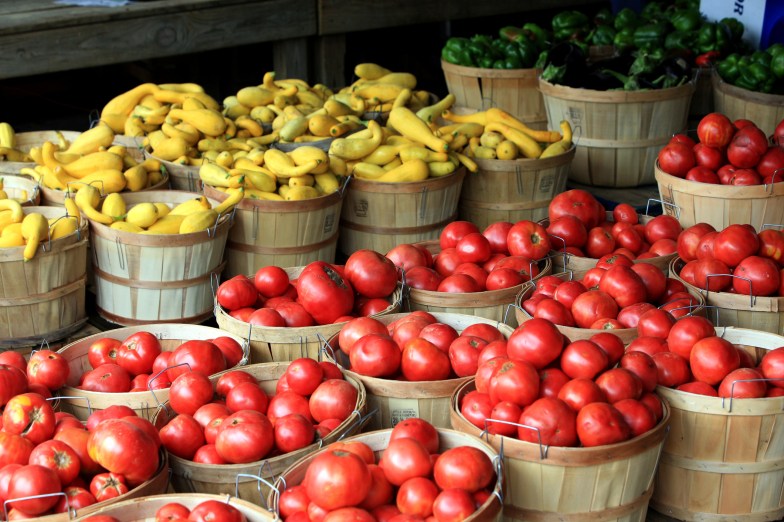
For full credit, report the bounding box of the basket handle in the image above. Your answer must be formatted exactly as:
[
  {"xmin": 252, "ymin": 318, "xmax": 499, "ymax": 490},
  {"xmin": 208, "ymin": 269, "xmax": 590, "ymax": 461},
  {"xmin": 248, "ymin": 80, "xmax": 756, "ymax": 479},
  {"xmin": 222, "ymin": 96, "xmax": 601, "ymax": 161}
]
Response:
[
  {"xmin": 236, "ymin": 470, "xmax": 278, "ymax": 511},
  {"xmin": 48, "ymin": 395, "xmax": 93, "ymax": 417},
  {"xmin": 722, "ymin": 376, "xmax": 784, "ymax": 412},
  {"xmin": 5, "ymin": 492, "xmax": 72, "ymax": 520},
  {"xmin": 645, "ymin": 198, "xmax": 680, "ymax": 220},
  {"xmin": 147, "ymin": 362, "xmax": 193, "ymax": 406},
  {"xmin": 481, "ymin": 418, "xmax": 549, "ymax": 460},
  {"xmin": 705, "ymin": 273, "xmax": 756, "ymax": 307}
]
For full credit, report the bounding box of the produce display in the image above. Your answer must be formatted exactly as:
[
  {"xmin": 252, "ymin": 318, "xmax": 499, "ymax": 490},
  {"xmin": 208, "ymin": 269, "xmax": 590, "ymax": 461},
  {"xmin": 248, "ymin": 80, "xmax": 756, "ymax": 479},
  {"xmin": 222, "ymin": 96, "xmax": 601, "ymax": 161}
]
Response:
[
  {"xmin": 716, "ymin": 43, "xmax": 784, "ymax": 94},
  {"xmin": 657, "ymin": 113, "xmax": 784, "ymax": 184},
  {"xmin": 155, "ymin": 359, "xmax": 358, "ymax": 464},
  {"xmin": 0, "ymin": 198, "xmax": 81, "ymax": 260}
]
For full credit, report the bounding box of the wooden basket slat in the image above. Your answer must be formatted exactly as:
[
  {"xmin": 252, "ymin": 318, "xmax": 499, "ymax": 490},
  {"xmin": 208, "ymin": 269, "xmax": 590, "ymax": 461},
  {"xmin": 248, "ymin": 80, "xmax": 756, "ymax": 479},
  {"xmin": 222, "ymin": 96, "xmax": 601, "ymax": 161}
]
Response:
[
  {"xmin": 339, "ymin": 168, "xmax": 465, "ymax": 256},
  {"xmin": 152, "ymin": 362, "xmax": 367, "ymax": 507},
  {"xmin": 0, "ymin": 130, "xmax": 82, "ymax": 176},
  {"xmin": 450, "ymin": 379, "xmax": 669, "ymax": 521},
  {"xmin": 539, "ymin": 79, "xmax": 694, "ymax": 188},
  {"xmin": 326, "ymin": 312, "xmax": 514, "ymax": 431},
  {"xmin": 656, "ymin": 164, "xmax": 784, "ymax": 232},
  {"xmin": 651, "ymin": 327, "xmax": 784, "ymax": 521},
  {"xmin": 0, "ymin": 206, "xmax": 88, "ymax": 346},
  {"xmin": 205, "ymin": 184, "xmax": 343, "ymax": 279},
  {"xmin": 441, "ymin": 60, "xmax": 547, "ymax": 128},
  {"xmin": 269, "ymin": 428, "xmax": 503, "ymax": 522},
  {"xmin": 712, "ymin": 70, "xmax": 784, "ymax": 139},
  {"xmin": 0, "ymin": 175, "xmax": 40, "ymax": 206},
  {"xmin": 458, "ymin": 147, "xmax": 573, "ymax": 229}
]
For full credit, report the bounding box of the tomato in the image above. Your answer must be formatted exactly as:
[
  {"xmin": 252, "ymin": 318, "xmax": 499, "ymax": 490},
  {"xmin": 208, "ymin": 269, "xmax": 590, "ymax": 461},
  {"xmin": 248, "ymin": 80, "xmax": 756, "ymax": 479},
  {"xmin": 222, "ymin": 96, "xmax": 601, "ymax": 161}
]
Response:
[
  {"xmin": 214, "ymin": 410, "xmax": 274, "ymax": 464},
  {"xmin": 548, "ymin": 190, "xmax": 603, "ymax": 231},
  {"xmin": 169, "ymin": 371, "xmax": 214, "ymax": 416},
  {"xmin": 758, "ymin": 228, "xmax": 784, "ymax": 265},
  {"xmin": 614, "ymin": 227, "xmax": 644, "ymax": 254},
  {"xmin": 380, "ymin": 437, "xmax": 432, "ymax": 486},
  {"xmin": 727, "ymin": 124, "xmax": 768, "ymax": 168},
  {"xmin": 493, "ymin": 256, "xmax": 540, "ymax": 281},
  {"xmin": 612, "ymin": 203, "xmax": 638, "ymax": 224},
  {"xmin": 482, "ymin": 221, "xmax": 513, "ymax": 255},
  {"xmin": 626, "ymin": 335, "xmax": 668, "ymax": 357},
  {"xmin": 488, "ymin": 359, "xmax": 539, "ymax": 407},
  {"xmin": 433, "ymin": 488, "xmax": 477, "ymax": 522},
  {"xmin": 453, "ymin": 233, "xmax": 491, "ymax": 264},
  {"xmin": 613, "ymin": 398, "xmax": 657, "ymax": 438},
  {"xmin": 29, "ymin": 439, "xmax": 80, "ymax": 487},
  {"xmin": 620, "ymin": 351, "xmax": 658, "ymax": 393},
  {"xmin": 693, "ymin": 143, "xmax": 725, "ymax": 171},
  {"xmin": 401, "ymin": 338, "xmax": 451, "ymax": 381},
  {"xmin": 271, "ymin": 413, "xmax": 314, "ymax": 454},
  {"xmin": 216, "ymin": 275, "xmax": 259, "ymax": 311},
  {"xmin": 87, "ymin": 338, "xmax": 122, "ymax": 369},
  {"xmin": 486, "ymin": 401, "xmax": 522, "ymax": 436},
  {"xmin": 667, "ymin": 315, "xmax": 717, "ymax": 360},
  {"xmin": 576, "ymin": 402, "xmax": 631, "ymax": 447},
  {"xmin": 516, "ymin": 397, "xmax": 577, "ymax": 447},
  {"xmin": 167, "ymin": 340, "xmax": 227, "ymax": 382},
  {"xmin": 758, "ymin": 146, "xmax": 784, "ymax": 180},
  {"xmin": 26, "ymin": 349, "xmax": 69, "ymax": 392},
  {"xmin": 598, "ymin": 265, "xmax": 647, "ymax": 308},
  {"xmin": 403, "ymin": 265, "xmax": 442, "ymax": 291},
  {"xmin": 286, "ymin": 358, "xmax": 324, "ymax": 396},
  {"xmin": 559, "ymin": 340, "xmax": 609, "ymax": 380},
  {"xmin": 155, "ymin": 502, "xmax": 192, "ymax": 522},
  {"xmin": 215, "ymin": 370, "xmax": 256, "ymax": 400},
  {"xmin": 386, "ymin": 244, "xmax": 431, "ymax": 271},
  {"xmin": 595, "ymin": 367, "xmax": 643, "ymax": 403},
  {"xmin": 350, "ymin": 333, "xmax": 402, "ymax": 378},
  {"xmin": 309, "ymin": 379, "xmax": 358, "ymax": 423},
  {"xmin": 657, "ymin": 142, "xmax": 696, "ymax": 177},
  {"xmin": 570, "ymin": 290, "xmax": 619, "ymax": 329},
  {"xmin": 730, "ymin": 168, "xmax": 763, "ymax": 185},
  {"xmin": 437, "ymin": 273, "xmax": 481, "ymax": 293},
  {"xmin": 226, "ymin": 381, "xmax": 269, "ymax": 414},
  {"xmin": 266, "ymin": 391, "xmax": 312, "ymax": 426},
  {"xmin": 432, "ymin": 247, "xmax": 463, "ymax": 277},
  {"xmin": 506, "ymin": 317, "xmax": 564, "ymax": 369},
  {"xmin": 584, "ymin": 227, "xmax": 615, "ymax": 259},
  {"xmin": 452, "ymin": 262, "xmax": 488, "ymax": 290},
  {"xmin": 395, "ymin": 476, "xmax": 439, "ymax": 517},
  {"xmin": 278, "ymin": 484, "xmax": 311, "ymax": 518},
  {"xmin": 53, "ymin": 426, "xmax": 101, "ymax": 476},
  {"xmin": 761, "ymin": 347, "xmax": 784, "ymax": 389},
  {"xmin": 3, "ymin": 392, "xmax": 55, "ymax": 446},
  {"xmin": 733, "ymin": 255, "xmax": 781, "ymax": 296},
  {"xmin": 0, "ymin": 364, "xmax": 27, "ymax": 408},
  {"xmin": 448, "ymin": 336, "xmax": 484, "ymax": 377},
  {"xmin": 433, "ymin": 445, "xmax": 493, "ymax": 492},
  {"xmin": 81, "ymin": 363, "xmax": 131, "ymax": 393},
  {"xmin": 506, "ymin": 220, "xmax": 550, "ymax": 260},
  {"xmin": 547, "ymin": 215, "xmax": 588, "ymax": 248},
  {"xmin": 389, "ymin": 418, "xmax": 439, "ymax": 454},
  {"xmin": 553, "ymin": 280, "xmax": 588, "ymax": 309},
  {"xmin": 188, "ymin": 499, "xmax": 245, "ymax": 522},
  {"xmin": 253, "ymin": 265, "xmax": 290, "ymax": 298},
  {"xmin": 685, "ymin": 165, "xmax": 720, "ymax": 184},
  {"xmin": 460, "ymin": 390, "xmax": 494, "ymax": 429},
  {"xmin": 677, "ymin": 381, "xmax": 719, "ymax": 396},
  {"xmin": 713, "ymin": 224, "xmax": 761, "ymax": 268},
  {"xmin": 274, "ymin": 301, "xmax": 316, "ymax": 327},
  {"xmin": 345, "ymin": 249, "xmax": 399, "ymax": 299},
  {"xmin": 0, "ymin": 432, "xmax": 32, "ymax": 470},
  {"xmin": 697, "ymin": 112, "xmax": 735, "ymax": 149},
  {"xmin": 692, "ymin": 258, "xmax": 732, "ymax": 291},
  {"xmin": 192, "ymin": 403, "xmax": 230, "ymax": 430},
  {"xmin": 670, "ymin": 133, "xmax": 696, "ymax": 148},
  {"xmin": 297, "ymin": 262, "xmax": 355, "ymax": 325},
  {"xmin": 635, "ymin": 308, "xmax": 676, "ymax": 339},
  {"xmin": 590, "ymin": 332, "xmax": 625, "ymax": 367},
  {"xmin": 677, "ymin": 223, "xmax": 716, "ymax": 262},
  {"xmin": 652, "ymin": 351, "xmax": 692, "ymax": 388},
  {"xmin": 113, "ymin": 332, "xmax": 162, "ymax": 377},
  {"xmin": 690, "ymin": 336, "xmax": 741, "ymax": 385},
  {"xmin": 718, "ymin": 367, "xmax": 767, "ymax": 398},
  {"xmin": 88, "ymin": 418, "xmax": 159, "ymax": 486},
  {"xmin": 6, "ymin": 464, "xmax": 61, "ymax": 515},
  {"xmin": 53, "ymin": 486, "xmax": 97, "ymax": 514},
  {"xmin": 440, "ymin": 221, "xmax": 481, "ymax": 250}
]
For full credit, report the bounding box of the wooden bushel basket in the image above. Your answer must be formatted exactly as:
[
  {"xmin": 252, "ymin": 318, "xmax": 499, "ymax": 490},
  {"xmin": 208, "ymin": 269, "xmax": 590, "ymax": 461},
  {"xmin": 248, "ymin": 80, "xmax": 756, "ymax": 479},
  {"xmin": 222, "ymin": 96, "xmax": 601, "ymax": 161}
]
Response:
[
  {"xmin": 204, "ymin": 184, "xmax": 344, "ymax": 280},
  {"xmin": 1, "ymin": 175, "xmax": 40, "ymax": 206},
  {"xmin": 79, "ymin": 493, "xmax": 275, "ymax": 522},
  {"xmin": 326, "ymin": 312, "xmax": 514, "ymax": 431},
  {"xmin": 0, "ymin": 130, "xmax": 81, "ymax": 176},
  {"xmin": 441, "ymin": 60, "xmax": 548, "ymax": 129},
  {"xmin": 656, "ymin": 162, "xmax": 784, "ymax": 232},
  {"xmin": 458, "ymin": 146, "xmax": 574, "ymax": 230},
  {"xmin": 268, "ymin": 428, "xmax": 504, "ymax": 522},
  {"xmin": 0, "ymin": 206, "xmax": 88, "ymax": 349},
  {"xmin": 152, "ymin": 362, "xmax": 367, "ymax": 507},
  {"xmin": 18, "ymin": 449, "xmax": 170, "ymax": 521},
  {"xmin": 339, "ymin": 167, "xmax": 466, "ymax": 257},
  {"xmin": 651, "ymin": 327, "xmax": 784, "ymax": 521},
  {"xmin": 713, "ymin": 69, "xmax": 784, "ymax": 139},
  {"xmin": 451, "ymin": 379, "xmax": 670, "ymax": 522},
  {"xmin": 539, "ymin": 78, "xmax": 695, "ymax": 188},
  {"xmin": 670, "ymin": 256, "xmax": 784, "ymax": 336},
  {"xmin": 56, "ymin": 323, "xmax": 248, "ymax": 421},
  {"xmin": 214, "ymin": 267, "xmax": 403, "ymax": 363},
  {"xmin": 88, "ymin": 190, "xmax": 230, "ymax": 325},
  {"xmin": 514, "ymin": 272, "xmax": 706, "ymax": 345}
]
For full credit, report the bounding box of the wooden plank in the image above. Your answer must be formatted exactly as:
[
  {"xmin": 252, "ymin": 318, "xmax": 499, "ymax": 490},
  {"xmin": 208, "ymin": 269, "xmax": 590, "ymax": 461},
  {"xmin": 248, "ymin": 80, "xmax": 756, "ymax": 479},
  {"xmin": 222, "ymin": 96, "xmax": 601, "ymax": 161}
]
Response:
[
  {"xmin": 0, "ymin": 0, "xmax": 316, "ymax": 79},
  {"xmin": 317, "ymin": 0, "xmax": 602, "ymax": 34},
  {"xmin": 273, "ymin": 38, "xmax": 310, "ymax": 82}
]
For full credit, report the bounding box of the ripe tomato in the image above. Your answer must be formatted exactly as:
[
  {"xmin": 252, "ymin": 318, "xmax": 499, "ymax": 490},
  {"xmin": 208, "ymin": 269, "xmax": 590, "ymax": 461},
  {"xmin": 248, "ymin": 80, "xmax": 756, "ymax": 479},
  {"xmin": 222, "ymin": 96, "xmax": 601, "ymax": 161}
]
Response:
[
  {"xmin": 677, "ymin": 223, "xmax": 716, "ymax": 262},
  {"xmin": 81, "ymin": 363, "xmax": 132, "ymax": 393},
  {"xmin": 482, "ymin": 221, "xmax": 513, "ymax": 254},
  {"xmin": 576, "ymin": 402, "xmax": 631, "ymax": 447},
  {"xmin": 455, "ymin": 233, "xmax": 492, "ymax": 264},
  {"xmin": 440, "ymin": 221, "xmax": 480, "ymax": 250},
  {"xmin": 713, "ymin": 224, "xmax": 761, "ymax": 268},
  {"xmin": 267, "ymin": 391, "xmax": 312, "ymax": 425},
  {"xmin": 0, "ymin": 432, "xmax": 33, "ymax": 468},
  {"xmin": 0, "ymin": 364, "xmax": 28, "ymax": 408},
  {"xmin": 533, "ymin": 298, "xmax": 575, "ymax": 326},
  {"xmin": 452, "ymin": 262, "xmax": 488, "ymax": 290},
  {"xmin": 26, "ymin": 349, "xmax": 70, "ymax": 392},
  {"xmin": 167, "ymin": 340, "xmax": 227, "ymax": 382},
  {"xmin": 396, "ymin": 476, "xmax": 439, "ymax": 517},
  {"xmin": 506, "ymin": 317, "xmax": 564, "ymax": 369},
  {"xmin": 667, "ymin": 315, "xmax": 717, "ymax": 359},
  {"xmin": 87, "ymin": 418, "xmax": 160, "ymax": 486},
  {"xmin": 350, "ymin": 333, "xmax": 402, "ymax": 378},
  {"xmin": 486, "ymin": 400, "xmax": 522, "ymax": 436},
  {"xmin": 215, "ymin": 370, "xmax": 256, "ymax": 400},
  {"xmin": 507, "ymin": 220, "xmax": 551, "ymax": 260},
  {"xmin": 590, "ymin": 332, "xmax": 625, "ymax": 367},
  {"xmin": 28, "ymin": 439, "xmax": 80, "ymax": 487},
  {"xmin": 686, "ymin": 165, "xmax": 720, "ymax": 184},
  {"xmin": 697, "ymin": 112, "xmax": 735, "ymax": 149},
  {"xmin": 620, "ymin": 351, "xmax": 658, "ymax": 393},
  {"xmin": 90, "ymin": 471, "xmax": 130, "ymax": 502},
  {"xmin": 215, "ymin": 410, "xmax": 274, "ymax": 464},
  {"xmin": 718, "ymin": 367, "xmax": 767, "ymax": 398},
  {"xmin": 285, "ymin": 358, "xmax": 324, "ymax": 396},
  {"xmin": 595, "ymin": 367, "xmax": 643, "ymax": 403},
  {"xmin": 386, "ymin": 243, "xmax": 431, "ymax": 271},
  {"xmin": 547, "ymin": 215, "xmax": 588, "ymax": 248},
  {"xmin": 53, "ymin": 486, "xmax": 97, "ymax": 514},
  {"xmin": 693, "ymin": 143, "xmax": 725, "ymax": 171},
  {"xmin": 657, "ymin": 142, "xmax": 696, "ymax": 177},
  {"xmin": 733, "ymin": 255, "xmax": 781, "ymax": 296},
  {"xmin": 169, "ymin": 371, "xmax": 214, "ymax": 416},
  {"xmin": 216, "ymin": 275, "xmax": 258, "ymax": 311},
  {"xmin": 226, "ymin": 381, "xmax": 269, "ymax": 414},
  {"xmin": 652, "ymin": 352, "xmax": 693, "ymax": 388},
  {"xmin": 87, "ymin": 338, "xmax": 122, "ymax": 369},
  {"xmin": 345, "ymin": 249, "xmax": 398, "ymax": 299},
  {"xmin": 727, "ymin": 124, "xmax": 768, "ymax": 168},
  {"xmin": 636, "ymin": 308, "xmax": 676, "ymax": 339},
  {"xmin": 54, "ymin": 426, "xmax": 102, "ymax": 476},
  {"xmin": 338, "ymin": 317, "xmax": 389, "ymax": 355},
  {"xmin": 3, "ymin": 392, "xmax": 56, "ymax": 446},
  {"xmin": 517, "ymin": 397, "xmax": 577, "ymax": 447},
  {"xmin": 403, "ymin": 266, "xmax": 442, "ymax": 290},
  {"xmin": 488, "ymin": 359, "xmax": 539, "ymax": 407},
  {"xmin": 433, "ymin": 488, "xmax": 477, "ymax": 522},
  {"xmin": 570, "ymin": 290, "xmax": 619, "ymax": 329},
  {"xmin": 448, "ymin": 336, "xmax": 485, "ymax": 377},
  {"xmin": 433, "ymin": 445, "xmax": 493, "ymax": 492},
  {"xmin": 390, "ymin": 418, "xmax": 440, "ymax": 453},
  {"xmin": 598, "ymin": 265, "xmax": 647, "ymax": 308},
  {"xmin": 380, "ymin": 437, "xmax": 432, "ymax": 486},
  {"xmin": 460, "ymin": 390, "xmax": 494, "ymax": 429},
  {"xmin": 116, "ymin": 332, "xmax": 162, "ymax": 377},
  {"xmin": 559, "ymin": 340, "xmax": 609, "ymax": 380},
  {"xmin": 677, "ymin": 381, "xmax": 719, "ymax": 396},
  {"xmin": 278, "ymin": 484, "xmax": 311, "ymax": 519},
  {"xmin": 419, "ymin": 322, "xmax": 459, "ymax": 353},
  {"xmin": 297, "ymin": 262, "xmax": 355, "ymax": 324},
  {"xmin": 6, "ymin": 464, "xmax": 61, "ymax": 515},
  {"xmin": 274, "ymin": 413, "xmax": 316, "ymax": 454},
  {"xmin": 188, "ymin": 499, "xmax": 245, "ymax": 522},
  {"xmin": 690, "ymin": 336, "xmax": 741, "ymax": 385},
  {"xmin": 254, "ymin": 265, "xmax": 290, "ymax": 298},
  {"xmin": 309, "ymin": 379, "xmax": 358, "ymax": 423},
  {"xmin": 761, "ymin": 347, "xmax": 784, "ymax": 389},
  {"xmin": 548, "ymin": 190, "xmax": 603, "ymax": 230},
  {"xmin": 613, "ymin": 398, "xmax": 657, "ymax": 438},
  {"xmin": 401, "ymin": 338, "xmax": 451, "ymax": 381},
  {"xmin": 437, "ymin": 273, "xmax": 481, "ymax": 293}
]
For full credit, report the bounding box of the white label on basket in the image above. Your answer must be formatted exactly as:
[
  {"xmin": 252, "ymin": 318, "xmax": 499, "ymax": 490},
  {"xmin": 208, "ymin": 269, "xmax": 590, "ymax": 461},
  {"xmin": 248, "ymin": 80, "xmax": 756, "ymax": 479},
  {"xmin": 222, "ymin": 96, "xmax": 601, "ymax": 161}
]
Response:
[
  {"xmin": 388, "ymin": 398, "xmax": 419, "ymax": 427},
  {"xmin": 323, "ymin": 213, "xmax": 335, "ymax": 234},
  {"xmin": 565, "ymin": 107, "xmax": 583, "ymax": 128},
  {"xmin": 539, "ymin": 173, "xmax": 554, "ymax": 193},
  {"xmin": 353, "ymin": 199, "xmax": 369, "ymax": 218}
]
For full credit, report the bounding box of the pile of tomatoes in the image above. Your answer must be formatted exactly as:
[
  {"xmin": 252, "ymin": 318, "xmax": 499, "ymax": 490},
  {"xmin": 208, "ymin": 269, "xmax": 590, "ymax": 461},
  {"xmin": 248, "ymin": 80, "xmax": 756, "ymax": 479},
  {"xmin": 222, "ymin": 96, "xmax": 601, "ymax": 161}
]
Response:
[
  {"xmin": 335, "ymin": 312, "xmax": 509, "ymax": 380},
  {"xmin": 217, "ymin": 251, "xmax": 399, "ymax": 327},
  {"xmin": 459, "ymin": 317, "xmax": 665, "ymax": 448},
  {"xmin": 657, "ymin": 113, "xmax": 784, "ymax": 185},
  {"xmin": 77, "ymin": 332, "xmax": 244, "ymax": 393},
  {"xmin": 128, "ymin": 498, "xmax": 248, "ymax": 522},
  {"xmin": 157, "ymin": 359, "xmax": 358, "ymax": 465},
  {"xmin": 385, "ymin": 219, "xmax": 544, "ymax": 293},
  {"xmin": 546, "ymin": 189, "xmax": 681, "ymax": 261},
  {"xmin": 676, "ymin": 222, "xmax": 784, "ymax": 297},
  {"xmin": 276, "ymin": 418, "xmax": 497, "ymax": 522}
]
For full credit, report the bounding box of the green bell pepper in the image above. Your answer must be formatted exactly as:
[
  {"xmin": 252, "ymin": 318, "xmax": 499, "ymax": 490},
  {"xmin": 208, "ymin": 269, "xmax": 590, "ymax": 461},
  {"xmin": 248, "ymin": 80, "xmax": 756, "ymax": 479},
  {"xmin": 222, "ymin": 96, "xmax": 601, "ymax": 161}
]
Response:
[
  {"xmin": 589, "ymin": 25, "xmax": 616, "ymax": 46},
  {"xmin": 697, "ymin": 21, "xmax": 732, "ymax": 54},
  {"xmin": 614, "ymin": 8, "xmax": 640, "ymax": 32},
  {"xmin": 633, "ymin": 23, "xmax": 667, "ymax": 52},
  {"xmin": 720, "ymin": 17, "xmax": 744, "ymax": 43},
  {"xmin": 767, "ymin": 43, "xmax": 784, "ymax": 57},
  {"xmin": 522, "ymin": 23, "xmax": 551, "ymax": 50},
  {"xmin": 552, "ymin": 11, "xmax": 590, "ymax": 41},
  {"xmin": 716, "ymin": 54, "xmax": 740, "ymax": 82},
  {"xmin": 614, "ymin": 27, "xmax": 636, "ymax": 53},
  {"xmin": 498, "ymin": 26, "xmax": 523, "ymax": 42},
  {"xmin": 641, "ymin": 2, "xmax": 664, "ymax": 21},
  {"xmin": 665, "ymin": 31, "xmax": 696, "ymax": 52},
  {"xmin": 516, "ymin": 38, "xmax": 539, "ymax": 67},
  {"xmin": 671, "ymin": 9, "xmax": 702, "ymax": 32},
  {"xmin": 771, "ymin": 52, "xmax": 784, "ymax": 79},
  {"xmin": 630, "ymin": 52, "xmax": 660, "ymax": 76},
  {"xmin": 751, "ymin": 50, "xmax": 772, "ymax": 68},
  {"xmin": 736, "ymin": 62, "xmax": 774, "ymax": 93},
  {"xmin": 442, "ymin": 38, "xmax": 473, "ymax": 66}
]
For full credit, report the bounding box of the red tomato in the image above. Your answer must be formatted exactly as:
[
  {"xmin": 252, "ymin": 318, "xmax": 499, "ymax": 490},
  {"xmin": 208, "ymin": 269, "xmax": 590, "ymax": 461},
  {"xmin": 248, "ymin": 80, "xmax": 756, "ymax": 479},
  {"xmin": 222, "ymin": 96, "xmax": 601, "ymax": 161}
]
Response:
[
  {"xmin": 455, "ymin": 233, "xmax": 492, "ymax": 264},
  {"xmin": 81, "ymin": 363, "xmax": 132, "ymax": 393},
  {"xmin": 436, "ymin": 273, "xmax": 480, "ymax": 293},
  {"xmin": 482, "ymin": 221, "xmax": 513, "ymax": 255},
  {"xmin": 85, "ymin": 404, "xmax": 136, "ymax": 432},
  {"xmin": 87, "ymin": 338, "xmax": 122, "ymax": 369},
  {"xmin": 215, "ymin": 410, "xmax": 274, "ymax": 464},
  {"xmin": 626, "ymin": 336, "xmax": 668, "ymax": 357},
  {"xmin": 3, "ymin": 392, "xmax": 56, "ymax": 446},
  {"xmin": 7, "ymin": 464, "xmax": 62, "ymax": 515},
  {"xmin": 247, "ymin": 307, "xmax": 286, "ymax": 327},
  {"xmin": 254, "ymin": 265, "xmax": 290, "ymax": 298},
  {"xmin": 278, "ymin": 484, "xmax": 311, "ymax": 519},
  {"xmin": 274, "ymin": 413, "xmax": 316, "ymax": 454},
  {"xmin": 559, "ymin": 340, "xmax": 609, "ymax": 380},
  {"xmin": 0, "ymin": 432, "xmax": 33, "ymax": 468},
  {"xmin": 644, "ymin": 215, "xmax": 682, "ymax": 245},
  {"xmin": 169, "ymin": 371, "xmax": 214, "ymax": 416},
  {"xmin": 403, "ymin": 266, "xmax": 442, "ymax": 291},
  {"xmin": 758, "ymin": 228, "xmax": 784, "ymax": 265},
  {"xmin": 486, "ymin": 401, "xmax": 522, "ymax": 436},
  {"xmin": 159, "ymin": 414, "xmax": 205, "ymax": 460},
  {"xmin": 452, "ymin": 262, "xmax": 488, "ymax": 290},
  {"xmin": 730, "ymin": 168, "xmax": 763, "ymax": 185},
  {"xmin": 297, "ymin": 262, "xmax": 355, "ymax": 324},
  {"xmin": 433, "ymin": 446, "xmax": 493, "ymax": 492},
  {"xmin": 493, "ymin": 256, "xmax": 540, "ymax": 281},
  {"xmin": 620, "ymin": 351, "xmax": 658, "ymax": 393},
  {"xmin": 585, "ymin": 227, "xmax": 615, "ymax": 259},
  {"xmin": 389, "ymin": 418, "xmax": 439, "ymax": 453},
  {"xmin": 692, "ymin": 258, "xmax": 732, "ymax": 291},
  {"xmin": 670, "ymin": 133, "xmax": 696, "ymax": 147},
  {"xmin": 155, "ymin": 502, "xmax": 191, "ymax": 522},
  {"xmin": 193, "ymin": 403, "xmax": 231, "ymax": 429},
  {"xmin": 636, "ymin": 308, "xmax": 676, "ymax": 339},
  {"xmin": 484, "ymin": 267, "xmax": 524, "ymax": 290},
  {"xmin": 538, "ymin": 367, "xmax": 571, "ymax": 399},
  {"xmin": 686, "ymin": 166, "xmax": 720, "ymax": 184},
  {"xmin": 285, "ymin": 358, "xmax": 324, "ymax": 396},
  {"xmin": 338, "ymin": 317, "xmax": 389, "ymax": 355},
  {"xmin": 677, "ymin": 223, "xmax": 717, "ymax": 262},
  {"xmin": 517, "ymin": 397, "xmax": 577, "ymax": 447},
  {"xmin": 274, "ymin": 301, "xmax": 316, "ymax": 327},
  {"xmin": 506, "ymin": 317, "xmax": 564, "ymax": 369},
  {"xmin": 460, "ymin": 390, "xmax": 494, "ymax": 429},
  {"xmin": 432, "ymin": 489, "xmax": 477, "ymax": 522},
  {"xmin": 713, "ymin": 224, "xmax": 761, "ymax": 268},
  {"xmin": 613, "ymin": 398, "xmax": 657, "ymax": 438},
  {"xmin": 215, "ymin": 370, "xmax": 256, "ymax": 400},
  {"xmin": 28, "ymin": 439, "xmax": 80, "ymax": 487},
  {"xmin": 115, "ymin": 332, "xmax": 162, "ymax": 377},
  {"xmin": 718, "ymin": 367, "xmax": 767, "ymax": 398},
  {"xmin": 488, "ymin": 359, "xmax": 539, "ymax": 407},
  {"xmin": 188, "ymin": 499, "xmax": 244, "ymax": 522},
  {"xmin": 350, "ymin": 333, "xmax": 401, "ymax": 378},
  {"xmin": 386, "ymin": 244, "xmax": 431, "ymax": 271},
  {"xmin": 506, "ymin": 220, "xmax": 551, "ymax": 260},
  {"xmin": 575, "ymin": 402, "xmax": 631, "ymax": 447},
  {"xmin": 380, "ymin": 437, "xmax": 432, "ymax": 486},
  {"xmin": 693, "ymin": 143, "xmax": 725, "ymax": 171},
  {"xmin": 761, "ymin": 347, "xmax": 784, "ymax": 389},
  {"xmin": 677, "ymin": 381, "xmax": 719, "ymax": 396},
  {"xmin": 652, "ymin": 351, "xmax": 693, "ymax": 388},
  {"xmin": 216, "ymin": 276, "xmax": 258, "ymax": 311},
  {"xmin": 433, "ymin": 247, "xmax": 463, "ymax": 277},
  {"xmin": 758, "ymin": 146, "xmax": 784, "ymax": 180},
  {"xmin": 727, "ymin": 124, "xmax": 768, "ymax": 168},
  {"xmin": 26, "ymin": 349, "xmax": 70, "ymax": 392},
  {"xmin": 657, "ymin": 142, "xmax": 696, "ymax": 177},
  {"xmin": 395, "ymin": 477, "xmax": 439, "ymax": 517},
  {"xmin": 547, "ymin": 215, "xmax": 589, "ymax": 249},
  {"xmin": 548, "ymin": 190, "xmax": 603, "ymax": 230},
  {"xmin": 556, "ymin": 377, "xmax": 606, "ymax": 412},
  {"xmin": 733, "ymin": 255, "xmax": 781, "ymax": 296},
  {"xmin": 595, "ymin": 367, "xmax": 643, "ymax": 403},
  {"xmin": 226, "ymin": 381, "xmax": 269, "ymax": 414},
  {"xmin": 440, "ymin": 221, "xmax": 481, "ymax": 250},
  {"xmin": 167, "ymin": 340, "xmax": 227, "ymax": 382},
  {"xmin": 309, "ymin": 379, "xmax": 358, "ymax": 423},
  {"xmin": 697, "ymin": 112, "xmax": 735, "ymax": 149},
  {"xmin": 690, "ymin": 336, "xmax": 741, "ymax": 385},
  {"xmin": 448, "ymin": 336, "xmax": 485, "ymax": 377},
  {"xmin": 401, "ymin": 338, "xmax": 451, "ymax": 381},
  {"xmin": 553, "ymin": 280, "xmax": 588, "ymax": 309},
  {"xmin": 53, "ymin": 486, "xmax": 97, "ymax": 514},
  {"xmin": 590, "ymin": 332, "xmax": 625, "ymax": 366},
  {"xmin": 54, "ymin": 426, "xmax": 102, "ymax": 476},
  {"xmin": 570, "ymin": 290, "xmax": 619, "ymax": 329},
  {"xmin": 345, "ymin": 249, "xmax": 398, "ymax": 299},
  {"xmin": 612, "ymin": 203, "xmax": 638, "ymax": 224},
  {"xmin": 266, "ymin": 391, "xmax": 312, "ymax": 426},
  {"xmin": 0, "ymin": 364, "xmax": 28, "ymax": 408},
  {"xmin": 87, "ymin": 418, "xmax": 159, "ymax": 486}
]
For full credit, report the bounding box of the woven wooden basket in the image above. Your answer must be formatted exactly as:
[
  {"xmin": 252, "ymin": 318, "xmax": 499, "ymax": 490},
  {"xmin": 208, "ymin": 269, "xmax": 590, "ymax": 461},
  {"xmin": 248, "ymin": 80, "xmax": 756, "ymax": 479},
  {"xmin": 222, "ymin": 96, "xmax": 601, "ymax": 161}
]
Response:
[{"xmin": 713, "ymin": 69, "xmax": 784, "ymax": 139}]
